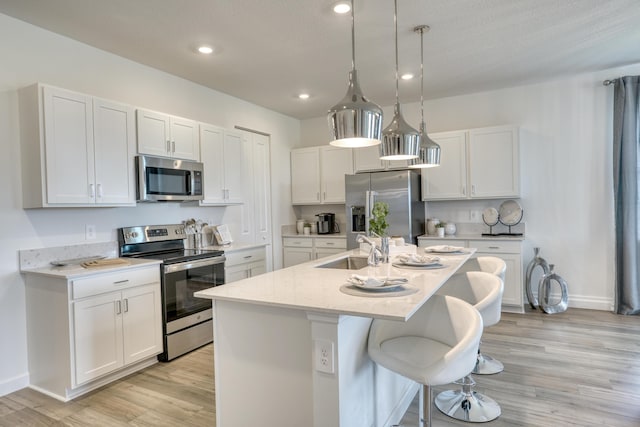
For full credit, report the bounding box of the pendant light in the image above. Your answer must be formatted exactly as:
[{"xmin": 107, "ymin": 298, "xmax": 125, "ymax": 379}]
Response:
[
  {"xmin": 379, "ymin": 0, "xmax": 420, "ymax": 161},
  {"xmin": 409, "ymin": 25, "xmax": 441, "ymax": 168},
  {"xmin": 327, "ymin": 0, "xmax": 383, "ymax": 148}
]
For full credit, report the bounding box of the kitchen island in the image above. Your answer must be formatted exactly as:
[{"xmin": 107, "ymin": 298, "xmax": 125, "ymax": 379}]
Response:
[{"xmin": 195, "ymin": 248, "xmax": 474, "ymax": 427}]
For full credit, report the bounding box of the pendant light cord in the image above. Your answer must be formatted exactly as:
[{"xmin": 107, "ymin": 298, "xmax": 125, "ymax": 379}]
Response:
[
  {"xmin": 420, "ymin": 26, "xmax": 425, "ymax": 128},
  {"xmin": 394, "ymin": 0, "xmax": 399, "ymax": 104},
  {"xmin": 351, "ymin": 0, "xmax": 356, "ymax": 71}
]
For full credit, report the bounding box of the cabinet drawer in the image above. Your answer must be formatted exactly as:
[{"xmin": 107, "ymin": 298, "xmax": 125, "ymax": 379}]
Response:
[
  {"xmin": 283, "ymin": 237, "xmax": 313, "ymax": 248},
  {"xmin": 71, "ymin": 266, "xmax": 159, "ymax": 300},
  {"xmin": 224, "ymin": 247, "xmax": 266, "ymax": 267},
  {"xmin": 468, "ymin": 240, "xmax": 521, "ymax": 254},
  {"xmin": 314, "ymin": 237, "xmax": 346, "ymax": 249}
]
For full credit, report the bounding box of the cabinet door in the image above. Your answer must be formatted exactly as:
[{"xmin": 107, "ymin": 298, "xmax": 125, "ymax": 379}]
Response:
[
  {"xmin": 42, "ymin": 86, "xmax": 94, "ymax": 204},
  {"xmin": 315, "ymin": 247, "xmax": 343, "ymax": 260},
  {"xmin": 468, "ymin": 126, "xmax": 519, "ymax": 198},
  {"xmin": 93, "ymin": 98, "xmax": 136, "ymax": 205},
  {"xmin": 250, "ymin": 262, "xmax": 267, "ymax": 277},
  {"xmin": 321, "ymin": 146, "xmax": 353, "ymax": 203},
  {"xmin": 225, "ymin": 265, "xmax": 250, "ymax": 283},
  {"xmin": 73, "ymin": 292, "xmax": 123, "ymax": 385},
  {"xmin": 291, "ymin": 147, "xmax": 321, "ymax": 204},
  {"xmin": 490, "ymin": 252, "xmax": 523, "ymax": 308},
  {"xmin": 122, "ymin": 284, "xmax": 162, "ymax": 365},
  {"xmin": 170, "ymin": 117, "xmax": 198, "ymax": 160},
  {"xmin": 353, "ymin": 145, "xmax": 385, "ymax": 172},
  {"xmin": 136, "ymin": 109, "xmax": 171, "ymax": 157},
  {"xmin": 252, "ymin": 134, "xmax": 272, "ymax": 244},
  {"xmin": 283, "ymin": 247, "xmax": 314, "ymax": 268},
  {"xmin": 422, "ymin": 131, "xmax": 467, "ymax": 200},
  {"xmin": 200, "ymin": 124, "xmax": 226, "ymax": 204},
  {"xmin": 222, "ymin": 131, "xmax": 244, "ymax": 204}
]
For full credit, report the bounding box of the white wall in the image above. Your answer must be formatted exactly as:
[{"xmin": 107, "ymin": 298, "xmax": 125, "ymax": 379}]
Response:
[
  {"xmin": 0, "ymin": 13, "xmax": 299, "ymax": 396},
  {"xmin": 302, "ymin": 62, "xmax": 640, "ymax": 312}
]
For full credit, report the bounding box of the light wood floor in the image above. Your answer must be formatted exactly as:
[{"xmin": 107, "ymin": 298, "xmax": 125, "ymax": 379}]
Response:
[{"xmin": 1, "ymin": 308, "xmax": 639, "ymax": 426}]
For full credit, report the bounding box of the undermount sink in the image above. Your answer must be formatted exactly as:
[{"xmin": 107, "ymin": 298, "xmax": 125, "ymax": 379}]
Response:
[{"xmin": 316, "ymin": 256, "xmax": 369, "ymax": 270}]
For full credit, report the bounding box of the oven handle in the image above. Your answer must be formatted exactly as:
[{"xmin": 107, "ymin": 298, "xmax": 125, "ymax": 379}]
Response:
[{"xmin": 163, "ymin": 256, "xmax": 226, "ymax": 274}]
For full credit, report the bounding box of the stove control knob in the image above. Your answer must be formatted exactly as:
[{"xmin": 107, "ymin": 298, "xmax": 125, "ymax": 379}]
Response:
[{"xmin": 131, "ymin": 231, "xmax": 139, "ymax": 238}]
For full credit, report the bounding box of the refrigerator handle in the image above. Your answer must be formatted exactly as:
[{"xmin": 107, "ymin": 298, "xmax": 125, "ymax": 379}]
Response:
[{"xmin": 365, "ymin": 190, "xmax": 377, "ymax": 235}]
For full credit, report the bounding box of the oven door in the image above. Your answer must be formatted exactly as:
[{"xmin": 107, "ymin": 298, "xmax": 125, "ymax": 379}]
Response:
[{"xmin": 162, "ymin": 256, "xmax": 225, "ymax": 326}]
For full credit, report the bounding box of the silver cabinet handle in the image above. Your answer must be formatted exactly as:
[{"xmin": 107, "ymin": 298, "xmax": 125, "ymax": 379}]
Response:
[
  {"xmin": 115, "ymin": 300, "xmax": 122, "ymax": 315},
  {"xmin": 123, "ymin": 299, "xmax": 129, "ymax": 313},
  {"xmin": 326, "ymin": 242, "xmax": 335, "ymax": 245},
  {"xmin": 89, "ymin": 183, "xmax": 95, "ymax": 198},
  {"xmin": 97, "ymin": 183, "xmax": 103, "ymax": 198},
  {"xmin": 166, "ymin": 140, "xmax": 171, "ymax": 152},
  {"xmin": 488, "ymin": 246, "xmax": 500, "ymax": 249},
  {"xmin": 471, "ymin": 184, "xmax": 476, "ymax": 195},
  {"xmin": 462, "ymin": 185, "xmax": 466, "ymax": 195},
  {"xmin": 244, "ymin": 255, "xmax": 253, "ymax": 259},
  {"xmin": 113, "ymin": 279, "xmax": 129, "ymax": 285},
  {"xmin": 172, "ymin": 141, "xmax": 176, "ymax": 153}
]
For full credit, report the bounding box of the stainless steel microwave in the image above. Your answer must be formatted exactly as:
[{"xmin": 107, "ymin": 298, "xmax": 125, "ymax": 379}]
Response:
[{"xmin": 136, "ymin": 155, "xmax": 204, "ymax": 202}]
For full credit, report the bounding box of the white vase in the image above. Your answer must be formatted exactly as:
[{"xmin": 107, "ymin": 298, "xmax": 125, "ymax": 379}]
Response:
[
  {"xmin": 436, "ymin": 228, "xmax": 445, "ymax": 238},
  {"xmin": 444, "ymin": 223, "xmax": 457, "ymax": 235},
  {"xmin": 296, "ymin": 219, "xmax": 305, "ymax": 234}
]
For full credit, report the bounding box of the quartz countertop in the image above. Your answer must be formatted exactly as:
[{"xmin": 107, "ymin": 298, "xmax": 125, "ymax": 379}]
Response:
[
  {"xmin": 203, "ymin": 242, "xmax": 268, "ymax": 253},
  {"xmin": 195, "ymin": 248, "xmax": 474, "ymax": 321},
  {"xmin": 20, "ymin": 258, "xmax": 161, "ymax": 280},
  {"xmin": 418, "ymin": 233, "xmax": 525, "ymax": 241},
  {"xmin": 281, "ymin": 232, "xmax": 347, "ymax": 238}
]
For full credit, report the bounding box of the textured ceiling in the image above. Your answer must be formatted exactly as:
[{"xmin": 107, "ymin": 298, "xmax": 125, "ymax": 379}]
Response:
[{"xmin": 1, "ymin": 0, "xmax": 639, "ymax": 119}]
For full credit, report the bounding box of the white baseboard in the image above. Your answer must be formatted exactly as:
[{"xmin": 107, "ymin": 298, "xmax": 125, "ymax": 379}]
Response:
[
  {"xmin": 568, "ymin": 295, "xmax": 614, "ymax": 311},
  {"xmin": 0, "ymin": 372, "xmax": 29, "ymax": 397}
]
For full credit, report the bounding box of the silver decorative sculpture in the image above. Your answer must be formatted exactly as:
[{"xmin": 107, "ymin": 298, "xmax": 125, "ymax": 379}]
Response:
[
  {"xmin": 538, "ymin": 264, "xmax": 569, "ymax": 314},
  {"xmin": 525, "ymin": 247, "xmax": 550, "ymax": 309}
]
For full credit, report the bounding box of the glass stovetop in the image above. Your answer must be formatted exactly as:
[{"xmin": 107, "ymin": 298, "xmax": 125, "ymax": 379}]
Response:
[{"xmin": 132, "ymin": 249, "xmax": 224, "ymax": 265}]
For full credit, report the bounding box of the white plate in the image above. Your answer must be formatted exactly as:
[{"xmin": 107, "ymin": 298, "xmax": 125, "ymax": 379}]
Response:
[
  {"xmin": 393, "ymin": 262, "xmax": 446, "ymax": 269},
  {"xmin": 350, "ymin": 282, "xmax": 406, "ymax": 292},
  {"xmin": 424, "ymin": 246, "xmax": 465, "ymax": 254},
  {"xmin": 498, "ymin": 200, "xmax": 523, "ymax": 226},
  {"xmin": 482, "ymin": 207, "xmax": 499, "ymax": 226},
  {"xmin": 396, "ymin": 260, "xmax": 441, "ymax": 267}
]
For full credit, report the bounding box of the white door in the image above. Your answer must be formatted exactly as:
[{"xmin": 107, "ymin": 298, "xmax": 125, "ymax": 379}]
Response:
[
  {"xmin": 73, "ymin": 292, "xmax": 123, "ymax": 385},
  {"xmin": 495, "ymin": 252, "xmax": 523, "ymax": 307},
  {"xmin": 422, "ymin": 131, "xmax": 467, "ymax": 200},
  {"xmin": 170, "ymin": 117, "xmax": 198, "ymax": 160},
  {"xmin": 122, "ymin": 284, "xmax": 162, "ymax": 364},
  {"xmin": 42, "ymin": 86, "xmax": 94, "ymax": 204},
  {"xmin": 136, "ymin": 109, "xmax": 170, "ymax": 157},
  {"xmin": 321, "ymin": 146, "xmax": 353, "ymax": 203},
  {"xmin": 93, "ymin": 98, "xmax": 136, "ymax": 205},
  {"xmin": 252, "ymin": 134, "xmax": 272, "ymax": 244},
  {"xmin": 468, "ymin": 126, "xmax": 520, "ymax": 198},
  {"xmin": 291, "ymin": 148, "xmax": 321, "ymax": 204}
]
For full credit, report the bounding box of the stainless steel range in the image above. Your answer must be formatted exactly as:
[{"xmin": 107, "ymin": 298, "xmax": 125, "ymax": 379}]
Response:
[{"xmin": 118, "ymin": 224, "xmax": 225, "ymax": 361}]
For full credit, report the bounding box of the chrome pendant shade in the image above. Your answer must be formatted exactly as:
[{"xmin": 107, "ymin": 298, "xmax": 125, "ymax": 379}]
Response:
[
  {"xmin": 409, "ymin": 25, "xmax": 441, "ymax": 168},
  {"xmin": 328, "ymin": 0, "xmax": 383, "ymax": 147},
  {"xmin": 380, "ymin": 0, "xmax": 420, "ymax": 161}
]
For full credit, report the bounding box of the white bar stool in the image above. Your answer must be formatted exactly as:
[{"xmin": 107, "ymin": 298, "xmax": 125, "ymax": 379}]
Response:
[
  {"xmin": 434, "ymin": 271, "xmax": 504, "ymax": 422},
  {"xmin": 368, "ymin": 294, "xmax": 483, "ymax": 427},
  {"xmin": 454, "ymin": 256, "xmax": 506, "ymax": 375}
]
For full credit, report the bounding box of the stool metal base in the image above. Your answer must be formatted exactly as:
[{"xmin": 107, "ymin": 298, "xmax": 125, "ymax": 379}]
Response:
[
  {"xmin": 473, "ymin": 352, "xmax": 504, "ymax": 375},
  {"xmin": 434, "ymin": 377, "xmax": 501, "ymax": 423}
]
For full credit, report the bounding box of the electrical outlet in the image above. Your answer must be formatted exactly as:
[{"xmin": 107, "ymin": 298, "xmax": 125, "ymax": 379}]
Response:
[
  {"xmin": 86, "ymin": 224, "xmax": 96, "ymax": 240},
  {"xmin": 470, "ymin": 210, "xmax": 480, "ymax": 221},
  {"xmin": 314, "ymin": 339, "xmax": 335, "ymax": 374}
]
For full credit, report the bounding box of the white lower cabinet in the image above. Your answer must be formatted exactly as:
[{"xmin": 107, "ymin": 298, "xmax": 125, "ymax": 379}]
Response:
[
  {"xmin": 224, "ymin": 246, "xmax": 267, "ymax": 283},
  {"xmin": 283, "ymin": 236, "xmax": 346, "ymax": 267},
  {"xmin": 418, "ymin": 238, "xmax": 524, "ymax": 312},
  {"xmin": 24, "ymin": 264, "xmax": 162, "ymax": 401}
]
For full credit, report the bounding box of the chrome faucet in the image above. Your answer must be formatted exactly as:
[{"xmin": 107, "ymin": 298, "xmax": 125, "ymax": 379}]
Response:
[{"xmin": 357, "ymin": 234, "xmax": 389, "ymax": 266}]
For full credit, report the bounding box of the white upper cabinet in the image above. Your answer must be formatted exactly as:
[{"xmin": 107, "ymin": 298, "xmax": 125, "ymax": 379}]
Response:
[
  {"xmin": 136, "ymin": 109, "xmax": 198, "ymax": 160},
  {"xmin": 199, "ymin": 124, "xmax": 244, "ymax": 205},
  {"xmin": 291, "ymin": 146, "xmax": 353, "ymax": 205},
  {"xmin": 421, "ymin": 131, "xmax": 468, "ymax": 200},
  {"xmin": 422, "ymin": 125, "xmax": 520, "ymax": 200},
  {"xmin": 19, "ymin": 84, "xmax": 136, "ymax": 208},
  {"xmin": 468, "ymin": 126, "xmax": 520, "ymax": 198},
  {"xmin": 353, "ymin": 145, "xmax": 409, "ymax": 172}
]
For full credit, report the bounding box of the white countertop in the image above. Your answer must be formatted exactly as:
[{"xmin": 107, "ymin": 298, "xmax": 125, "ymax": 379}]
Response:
[
  {"xmin": 203, "ymin": 242, "xmax": 268, "ymax": 252},
  {"xmin": 195, "ymin": 248, "xmax": 474, "ymax": 321},
  {"xmin": 20, "ymin": 258, "xmax": 161, "ymax": 279},
  {"xmin": 281, "ymin": 232, "xmax": 347, "ymax": 238},
  {"xmin": 418, "ymin": 233, "xmax": 525, "ymax": 241}
]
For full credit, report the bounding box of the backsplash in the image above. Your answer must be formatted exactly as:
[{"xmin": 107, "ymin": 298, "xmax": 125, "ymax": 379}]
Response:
[{"xmin": 19, "ymin": 241, "xmax": 118, "ymax": 270}]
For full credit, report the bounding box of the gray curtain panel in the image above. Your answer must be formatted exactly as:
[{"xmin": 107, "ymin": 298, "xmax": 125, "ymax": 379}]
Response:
[{"xmin": 613, "ymin": 76, "xmax": 640, "ymax": 315}]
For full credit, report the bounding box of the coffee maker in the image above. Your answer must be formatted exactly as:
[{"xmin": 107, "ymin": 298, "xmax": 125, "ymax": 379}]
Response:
[{"xmin": 316, "ymin": 213, "xmax": 336, "ymax": 234}]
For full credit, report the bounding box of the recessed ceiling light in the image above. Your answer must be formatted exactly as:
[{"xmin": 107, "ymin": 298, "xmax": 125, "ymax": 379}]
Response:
[
  {"xmin": 197, "ymin": 45, "xmax": 214, "ymax": 54},
  {"xmin": 333, "ymin": 2, "xmax": 351, "ymax": 14},
  {"xmin": 298, "ymin": 93, "xmax": 310, "ymax": 100},
  {"xmin": 401, "ymin": 73, "xmax": 414, "ymax": 80}
]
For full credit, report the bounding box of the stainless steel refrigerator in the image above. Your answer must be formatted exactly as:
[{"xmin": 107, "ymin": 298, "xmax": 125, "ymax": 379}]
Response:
[{"xmin": 345, "ymin": 170, "xmax": 425, "ymax": 249}]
